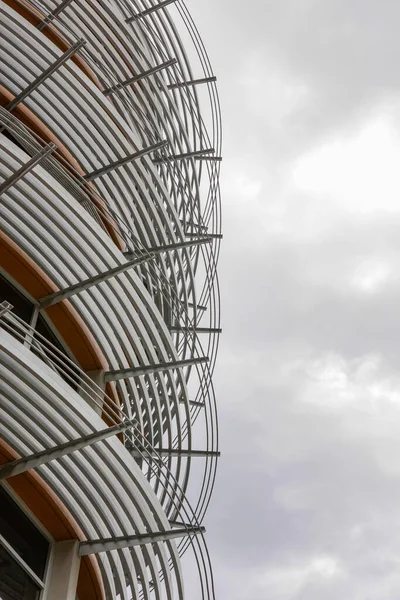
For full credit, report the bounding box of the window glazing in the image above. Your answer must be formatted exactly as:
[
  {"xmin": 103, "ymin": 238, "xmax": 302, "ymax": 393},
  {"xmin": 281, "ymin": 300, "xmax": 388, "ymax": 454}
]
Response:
[{"xmin": 0, "ymin": 486, "xmax": 49, "ymax": 599}]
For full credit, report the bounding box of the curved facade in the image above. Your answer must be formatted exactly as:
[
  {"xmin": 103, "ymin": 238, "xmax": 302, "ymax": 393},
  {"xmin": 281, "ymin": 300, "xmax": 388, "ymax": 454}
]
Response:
[{"xmin": 0, "ymin": 0, "xmax": 221, "ymax": 598}]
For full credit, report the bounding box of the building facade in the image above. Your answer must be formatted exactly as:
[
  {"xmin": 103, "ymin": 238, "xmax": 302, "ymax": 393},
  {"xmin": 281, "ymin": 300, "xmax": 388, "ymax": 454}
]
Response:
[{"xmin": 0, "ymin": 0, "xmax": 221, "ymax": 598}]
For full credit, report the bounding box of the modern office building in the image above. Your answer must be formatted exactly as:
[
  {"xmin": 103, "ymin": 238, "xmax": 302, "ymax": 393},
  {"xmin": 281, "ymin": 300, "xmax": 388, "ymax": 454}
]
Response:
[{"xmin": 0, "ymin": 0, "xmax": 221, "ymax": 597}]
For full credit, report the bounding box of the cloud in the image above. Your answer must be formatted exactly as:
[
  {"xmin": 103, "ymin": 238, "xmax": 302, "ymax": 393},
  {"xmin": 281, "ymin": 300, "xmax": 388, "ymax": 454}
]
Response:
[
  {"xmin": 255, "ymin": 555, "xmax": 344, "ymax": 598},
  {"xmin": 205, "ymin": 345, "xmax": 400, "ymax": 599},
  {"xmin": 350, "ymin": 258, "xmax": 393, "ymax": 293},
  {"xmin": 292, "ymin": 108, "xmax": 400, "ymax": 213},
  {"xmin": 237, "ymin": 55, "xmax": 310, "ymax": 129},
  {"xmin": 183, "ymin": 1, "xmax": 400, "ymax": 599}
]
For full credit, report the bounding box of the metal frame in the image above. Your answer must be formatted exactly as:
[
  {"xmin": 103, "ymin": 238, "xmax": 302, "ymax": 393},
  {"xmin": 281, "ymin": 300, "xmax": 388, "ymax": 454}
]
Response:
[
  {"xmin": 0, "ymin": 309, "xmax": 218, "ymax": 600},
  {"xmin": 0, "ymin": 422, "xmax": 134, "ymax": 479},
  {"xmin": 0, "ymin": 143, "xmax": 56, "ymax": 195},
  {"xmin": 0, "ymin": 532, "xmax": 45, "ymax": 590},
  {"xmin": 103, "ymin": 59, "xmax": 177, "ymax": 95},
  {"xmin": 0, "ymin": 0, "xmax": 222, "ymax": 596},
  {"xmin": 79, "ymin": 526, "xmax": 205, "ymax": 555},
  {"xmin": 126, "ymin": 0, "xmax": 177, "ymax": 22},
  {"xmin": 5, "ymin": 40, "xmax": 85, "ymax": 112}
]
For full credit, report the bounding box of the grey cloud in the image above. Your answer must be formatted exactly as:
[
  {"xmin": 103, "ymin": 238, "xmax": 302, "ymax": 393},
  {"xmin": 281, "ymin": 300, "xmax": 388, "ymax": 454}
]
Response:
[
  {"xmin": 207, "ymin": 368, "xmax": 400, "ymax": 598},
  {"xmin": 220, "ymin": 208, "xmax": 400, "ymax": 359},
  {"xmin": 197, "ymin": 0, "xmax": 400, "ymax": 162},
  {"xmin": 185, "ymin": 1, "xmax": 400, "ymax": 598}
]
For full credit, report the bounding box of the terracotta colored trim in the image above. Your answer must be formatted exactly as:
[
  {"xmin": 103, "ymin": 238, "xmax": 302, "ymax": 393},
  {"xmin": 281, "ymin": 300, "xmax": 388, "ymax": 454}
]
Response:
[
  {"xmin": 0, "ymin": 230, "xmax": 107, "ymax": 371},
  {"xmin": 0, "ymin": 86, "xmax": 85, "ymax": 174},
  {"xmin": 4, "ymin": 0, "xmax": 140, "ymax": 150},
  {"xmin": 0, "ymin": 439, "xmax": 106, "ymax": 600},
  {"xmin": 0, "ymin": 230, "xmax": 123, "ymax": 415},
  {"xmin": 2, "ymin": 0, "xmax": 100, "ymax": 87},
  {"xmin": 0, "ymin": 86, "xmax": 124, "ymax": 249}
]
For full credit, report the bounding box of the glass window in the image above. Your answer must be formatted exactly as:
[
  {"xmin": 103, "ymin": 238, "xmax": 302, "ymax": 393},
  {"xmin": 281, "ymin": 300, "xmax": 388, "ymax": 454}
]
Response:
[
  {"xmin": 0, "ymin": 273, "xmax": 34, "ymax": 324},
  {"xmin": 0, "ymin": 544, "xmax": 41, "ymax": 600},
  {"xmin": 0, "ymin": 487, "xmax": 49, "ymax": 580},
  {"xmin": 0, "ymin": 487, "xmax": 49, "ymax": 600}
]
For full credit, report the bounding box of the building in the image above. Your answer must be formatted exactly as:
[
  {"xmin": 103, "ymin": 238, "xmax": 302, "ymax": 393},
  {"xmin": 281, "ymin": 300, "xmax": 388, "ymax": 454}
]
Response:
[{"xmin": 0, "ymin": 0, "xmax": 221, "ymax": 597}]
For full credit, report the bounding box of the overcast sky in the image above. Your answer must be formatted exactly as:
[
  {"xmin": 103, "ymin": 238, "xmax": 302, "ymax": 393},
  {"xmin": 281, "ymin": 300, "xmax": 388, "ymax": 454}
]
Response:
[{"xmin": 185, "ymin": 1, "xmax": 400, "ymax": 599}]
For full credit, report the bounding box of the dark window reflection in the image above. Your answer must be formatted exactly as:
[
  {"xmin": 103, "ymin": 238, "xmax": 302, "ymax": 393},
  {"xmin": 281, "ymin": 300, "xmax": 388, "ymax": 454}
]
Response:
[
  {"xmin": 0, "ymin": 487, "xmax": 49, "ymax": 580},
  {"xmin": 0, "ymin": 273, "xmax": 33, "ymax": 324},
  {"xmin": 0, "ymin": 544, "xmax": 40, "ymax": 600}
]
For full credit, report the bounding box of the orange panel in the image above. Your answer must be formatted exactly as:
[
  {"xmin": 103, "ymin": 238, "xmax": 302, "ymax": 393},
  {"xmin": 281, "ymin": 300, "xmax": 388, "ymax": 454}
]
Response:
[
  {"xmin": 0, "ymin": 230, "xmax": 107, "ymax": 370},
  {"xmin": 0, "ymin": 440, "xmax": 106, "ymax": 600},
  {"xmin": 0, "ymin": 85, "xmax": 124, "ymax": 249}
]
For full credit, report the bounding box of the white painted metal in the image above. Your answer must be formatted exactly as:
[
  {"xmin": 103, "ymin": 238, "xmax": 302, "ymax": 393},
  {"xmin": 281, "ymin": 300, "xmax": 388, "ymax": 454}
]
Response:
[{"xmin": 0, "ymin": 0, "xmax": 221, "ymax": 595}]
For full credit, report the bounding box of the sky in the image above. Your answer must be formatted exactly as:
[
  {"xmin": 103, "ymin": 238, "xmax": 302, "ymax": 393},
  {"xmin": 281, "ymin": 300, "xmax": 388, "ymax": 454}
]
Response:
[{"xmin": 186, "ymin": 1, "xmax": 400, "ymax": 599}]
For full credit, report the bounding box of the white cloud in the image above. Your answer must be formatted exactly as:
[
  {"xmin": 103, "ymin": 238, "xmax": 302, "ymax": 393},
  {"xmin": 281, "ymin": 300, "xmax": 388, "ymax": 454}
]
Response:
[
  {"xmin": 255, "ymin": 555, "xmax": 343, "ymax": 598},
  {"xmin": 350, "ymin": 258, "xmax": 393, "ymax": 293},
  {"xmin": 273, "ymin": 485, "xmax": 315, "ymax": 511},
  {"xmin": 238, "ymin": 57, "xmax": 310, "ymax": 127},
  {"xmin": 223, "ymin": 171, "xmax": 263, "ymax": 202},
  {"xmin": 297, "ymin": 352, "xmax": 400, "ymax": 411},
  {"xmin": 292, "ymin": 108, "xmax": 400, "ymax": 213},
  {"xmin": 192, "ymin": 3, "xmax": 400, "ymax": 599}
]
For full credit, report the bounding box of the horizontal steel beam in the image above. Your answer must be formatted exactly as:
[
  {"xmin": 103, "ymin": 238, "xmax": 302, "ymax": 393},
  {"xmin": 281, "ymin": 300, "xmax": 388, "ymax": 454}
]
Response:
[
  {"xmin": 153, "ymin": 147, "xmax": 215, "ymax": 162},
  {"xmin": 147, "ymin": 237, "xmax": 211, "ymax": 253},
  {"xmin": 131, "ymin": 448, "xmax": 220, "ymax": 458},
  {"xmin": 188, "ymin": 399, "xmax": 205, "ymax": 408},
  {"xmin": 39, "ymin": 254, "xmax": 154, "ymax": 309},
  {"xmin": 124, "ymin": 236, "xmax": 212, "ymax": 259},
  {"xmin": 126, "ymin": 0, "xmax": 177, "ymax": 22},
  {"xmin": 84, "ymin": 141, "xmax": 168, "ymax": 180},
  {"xmin": 195, "ymin": 155, "xmax": 222, "ymax": 161},
  {"xmin": 103, "ymin": 59, "xmax": 177, "ymax": 95},
  {"xmin": 170, "ymin": 326, "xmax": 222, "ymax": 334},
  {"xmin": 176, "ymin": 397, "xmax": 205, "ymax": 408},
  {"xmin": 0, "ymin": 421, "xmax": 133, "ymax": 480},
  {"xmin": 185, "ymin": 232, "xmax": 223, "ymax": 240},
  {"xmin": 168, "ymin": 76, "xmax": 217, "ymax": 90},
  {"xmin": 0, "ymin": 143, "xmax": 57, "ymax": 196},
  {"xmin": 79, "ymin": 526, "xmax": 205, "ymax": 555},
  {"xmin": 105, "ymin": 356, "xmax": 209, "ymax": 382},
  {"xmin": 6, "ymin": 40, "xmax": 85, "ymax": 112},
  {"xmin": 187, "ymin": 302, "xmax": 208, "ymax": 312}
]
